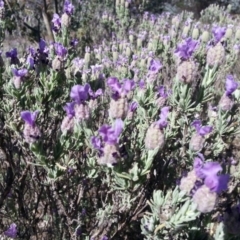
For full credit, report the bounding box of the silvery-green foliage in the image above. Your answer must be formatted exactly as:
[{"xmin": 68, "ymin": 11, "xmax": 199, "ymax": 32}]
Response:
[{"xmin": 2, "ymin": 1, "xmax": 240, "ymax": 239}]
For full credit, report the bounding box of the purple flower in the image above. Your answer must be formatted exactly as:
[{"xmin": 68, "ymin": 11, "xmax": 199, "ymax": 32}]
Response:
[
  {"xmin": 157, "ymin": 86, "xmax": 168, "ymax": 98},
  {"xmin": 107, "ymin": 77, "xmax": 135, "ymax": 98},
  {"xmin": 26, "ymin": 54, "xmax": 34, "ymax": 68},
  {"xmin": 70, "ymin": 38, "xmax": 79, "ymax": 47},
  {"xmin": 148, "ymin": 59, "xmax": 162, "ymax": 73},
  {"xmin": 204, "ymin": 174, "xmax": 230, "ymax": 193},
  {"xmin": 64, "ymin": 0, "xmax": 74, "ymax": 15},
  {"xmin": 88, "ymin": 88, "xmax": 103, "ymax": 100},
  {"xmin": 129, "ymin": 101, "xmax": 138, "ymax": 112},
  {"xmin": 194, "ymin": 160, "xmax": 230, "ymax": 193},
  {"xmin": 70, "ymin": 84, "xmax": 90, "ymax": 104},
  {"xmin": 157, "ymin": 106, "xmax": 169, "ymax": 129},
  {"xmin": 6, "ymin": 48, "xmax": 19, "ymax": 64},
  {"xmin": 54, "ymin": 43, "xmax": 67, "ymax": 58},
  {"xmin": 99, "ymin": 119, "xmax": 124, "ymax": 145},
  {"xmin": 139, "ymin": 80, "xmax": 145, "ymax": 89},
  {"xmin": 12, "ymin": 68, "xmax": 28, "ymax": 77},
  {"xmin": 39, "ymin": 39, "xmax": 48, "ymax": 55},
  {"xmin": 21, "ymin": 110, "xmax": 39, "ymax": 127},
  {"xmin": 191, "ymin": 120, "xmax": 212, "ymax": 137},
  {"xmin": 0, "ymin": 0, "xmax": 4, "ymax": 8},
  {"xmin": 193, "ymin": 154, "xmax": 204, "ymax": 177},
  {"xmin": 175, "ymin": 38, "xmax": 198, "ymax": 60},
  {"xmin": 91, "ymin": 136, "xmax": 102, "ymax": 150},
  {"xmin": 225, "ymin": 75, "xmax": 238, "ymax": 96},
  {"xmin": 212, "ymin": 26, "xmax": 226, "ymax": 44},
  {"xmin": 63, "ymin": 102, "xmax": 75, "ymax": 118},
  {"xmin": 52, "ymin": 13, "xmax": 61, "ymax": 32},
  {"xmin": 4, "ymin": 223, "xmax": 17, "ymax": 239},
  {"xmin": 6, "ymin": 48, "xmax": 17, "ymax": 59}
]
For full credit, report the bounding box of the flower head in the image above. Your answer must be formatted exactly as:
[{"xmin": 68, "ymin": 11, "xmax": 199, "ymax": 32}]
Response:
[
  {"xmin": 64, "ymin": 0, "xmax": 74, "ymax": 15},
  {"xmin": 212, "ymin": 26, "xmax": 226, "ymax": 44},
  {"xmin": 148, "ymin": 59, "xmax": 162, "ymax": 73},
  {"xmin": 21, "ymin": 110, "xmax": 39, "ymax": 127},
  {"xmin": 0, "ymin": 0, "xmax": 4, "ymax": 8},
  {"xmin": 63, "ymin": 102, "xmax": 75, "ymax": 118},
  {"xmin": 12, "ymin": 68, "xmax": 28, "ymax": 77},
  {"xmin": 4, "ymin": 223, "xmax": 17, "ymax": 239},
  {"xmin": 54, "ymin": 43, "xmax": 67, "ymax": 58},
  {"xmin": 225, "ymin": 75, "xmax": 238, "ymax": 96},
  {"xmin": 191, "ymin": 120, "xmax": 212, "ymax": 137},
  {"xmin": 157, "ymin": 86, "xmax": 168, "ymax": 98},
  {"xmin": 70, "ymin": 84, "xmax": 90, "ymax": 104},
  {"xmin": 52, "ymin": 13, "xmax": 61, "ymax": 32},
  {"xmin": 99, "ymin": 119, "xmax": 124, "ymax": 145},
  {"xmin": 175, "ymin": 38, "xmax": 198, "ymax": 60},
  {"xmin": 107, "ymin": 77, "xmax": 135, "ymax": 99},
  {"xmin": 88, "ymin": 88, "xmax": 103, "ymax": 100}
]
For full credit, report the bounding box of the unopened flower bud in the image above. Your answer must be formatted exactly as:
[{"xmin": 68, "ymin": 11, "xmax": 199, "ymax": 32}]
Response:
[
  {"xmin": 179, "ymin": 170, "xmax": 198, "ymax": 195},
  {"xmin": 182, "ymin": 25, "xmax": 190, "ymax": 37},
  {"xmin": 189, "ymin": 133, "xmax": 205, "ymax": 151},
  {"xmin": 225, "ymin": 27, "xmax": 233, "ymax": 39},
  {"xmin": 177, "ymin": 60, "xmax": 196, "ymax": 84},
  {"xmin": 75, "ymin": 103, "xmax": 90, "ymax": 121},
  {"xmin": 235, "ymin": 29, "xmax": 240, "ymax": 40},
  {"xmin": 109, "ymin": 97, "xmax": 128, "ymax": 119},
  {"xmin": 84, "ymin": 52, "xmax": 91, "ymax": 64},
  {"xmin": 145, "ymin": 123, "xmax": 165, "ymax": 150},
  {"xmin": 218, "ymin": 94, "xmax": 233, "ymax": 111},
  {"xmin": 192, "ymin": 28, "xmax": 199, "ymax": 39},
  {"xmin": 207, "ymin": 42, "xmax": 225, "ymax": 67},
  {"xmin": 61, "ymin": 13, "xmax": 71, "ymax": 27},
  {"xmin": 61, "ymin": 116, "xmax": 74, "ymax": 133},
  {"xmin": 171, "ymin": 16, "xmax": 180, "ymax": 29},
  {"xmin": 23, "ymin": 124, "xmax": 41, "ymax": 144},
  {"xmin": 192, "ymin": 185, "xmax": 217, "ymax": 213},
  {"xmin": 201, "ymin": 31, "xmax": 209, "ymax": 42},
  {"xmin": 137, "ymin": 38, "xmax": 142, "ymax": 48},
  {"xmin": 12, "ymin": 76, "xmax": 22, "ymax": 89},
  {"xmin": 98, "ymin": 144, "xmax": 119, "ymax": 166}
]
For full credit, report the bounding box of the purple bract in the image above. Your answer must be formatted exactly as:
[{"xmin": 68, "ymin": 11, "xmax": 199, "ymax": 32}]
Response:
[
  {"xmin": 175, "ymin": 38, "xmax": 198, "ymax": 61},
  {"xmin": 21, "ymin": 110, "xmax": 39, "ymax": 127}
]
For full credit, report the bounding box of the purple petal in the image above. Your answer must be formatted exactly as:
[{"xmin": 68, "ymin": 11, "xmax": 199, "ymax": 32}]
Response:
[
  {"xmin": 194, "ymin": 155, "xmax": 204, "ymax": 177},
  {"xmin": 4, "ymin": 223, "xmax": 17, "ymax": 238},
  {"xmin": 123, "ymin": 79, "xmax": 135, "ymax": 93},
  {"xmin": 160, "ymin": 106, "xmax": 169, "ymax": 120},
  {"xmin": 63, "ymin": 102, "xmax": 75, "ymax": 117},
  {"xmin": 54, "ymin": 43, "xmax": 67, "ymax": 58},
  {"xmin": 70, "ymin": 84, "xmax": 89, "ymax": 103},
  {"xmin": 21, "ymin": 110, "xmax": 39, "ymax": 126},
  {"xmin": 200, "ymin": 162, "xmax": 222, "ymax": 178},
  {"xmin": 64, "ymin": 0, "xmax": 74, "ymax": 15},
  {"xmin": 107, "ymin": 77, "xmax": 122, "ymax": 94},
  {"xmin": 113, "ymin": 119, "xmax": 124, "ymax": 137},
  {"xmin": 175, "ymin": 38, "xmax": 198, "ymax": 60},
  {"xmin": 204, "ymin": 174, "xmax": 229, "ymax": 193},
  {"xmin": 158, "ymin": 86, "xmax": 168, "ymax": 98},
  {"xmin": 191, "ymin": 120, "xmax": 202, "ymax": 132},
  {"xmin": 129, "ymin": 101, "xmax": 138, "ymax": 112},
  {"xmin": 212, "ymin": 26, "xmax": 226, "ymax": 44},
  {"xmin": 149, "ymin": 59, "xmax": 162, "ymax": 73},
  {"xmin": 91, "ymin": 136, "xmax": 102, "ymax": 150},
  {"xmin": 225, "ymin": 75, "xmax": 238, "ymax": 96},
  {"xmin": 198, "ymin": 126, "xmax": 212, "ymax": 136}
]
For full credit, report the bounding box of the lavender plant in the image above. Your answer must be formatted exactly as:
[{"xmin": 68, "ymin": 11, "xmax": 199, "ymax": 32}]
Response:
[{"xmin": 1, "ymin": 1, "xmax": 240, "ymax": 239}]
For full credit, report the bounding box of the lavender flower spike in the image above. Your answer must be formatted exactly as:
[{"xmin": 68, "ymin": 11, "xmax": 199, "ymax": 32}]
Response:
[
  {"xmin": 4, "ymin": 223, "xmax": 17, "ymax": 238},
  {"xmin": 225, "ymin": 75, "xmax": 238, "ymax": 96},
  {"xmin": 12, "ymin": 68, "xmax": 28, "ymax": 77},
  {"xmin": 175, "ymin": 38, "xmax": 198, "ymax": 60},
  {"xmin": 21, "ymin": 110, "xmax": 39, "ymax": 126}
]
